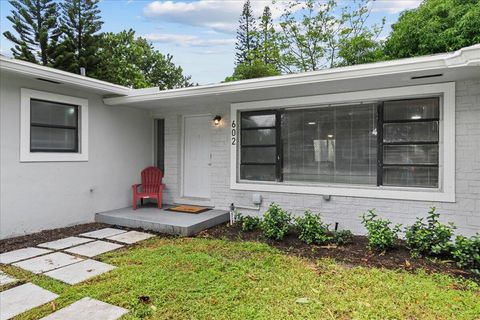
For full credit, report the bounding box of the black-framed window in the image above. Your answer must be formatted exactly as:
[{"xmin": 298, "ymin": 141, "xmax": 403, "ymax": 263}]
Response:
[
  {"xmin": 378, "ymin": 98, "xmax": 439, "ymax": 188},
  {"xmin": 239, "ymin": 97, "xmax": 440, "ymax": 189},
  {"xmin": 30, "ymin": 99, "xmax": 79, "ymax": 153},
  {"xmin": 240, "ymin": 110, "xmax": 281, "ymax": 181}
]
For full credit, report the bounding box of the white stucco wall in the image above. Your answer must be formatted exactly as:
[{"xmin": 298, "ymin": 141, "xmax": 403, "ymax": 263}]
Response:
[
  {"xmin": 0, "ymin": 74, "xmax": 153, "ymax": 239},
  {"xmin": 155, "ymin": 80, "xmax": 480, "ymax": 236}
]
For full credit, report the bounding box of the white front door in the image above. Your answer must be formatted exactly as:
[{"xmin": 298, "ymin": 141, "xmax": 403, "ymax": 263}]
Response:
[{"xmin": 183, "ymin": 115, "xmax": 212, "ymax": 199}]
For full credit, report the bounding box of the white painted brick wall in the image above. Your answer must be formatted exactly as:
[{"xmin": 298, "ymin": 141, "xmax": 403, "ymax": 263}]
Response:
[{"xmin": 156, "ymin": 80, "xmax": 480, "ymax": 236}]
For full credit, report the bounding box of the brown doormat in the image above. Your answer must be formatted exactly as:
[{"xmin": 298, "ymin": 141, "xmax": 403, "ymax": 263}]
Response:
[{"xmin": 166, "ymin": 205, "xmax": 211, "ymax": 214}]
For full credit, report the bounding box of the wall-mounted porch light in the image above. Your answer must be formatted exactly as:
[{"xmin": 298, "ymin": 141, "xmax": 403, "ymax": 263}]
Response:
[{"xmin": 213, "ymin": 115, "xmax": 222, "ymax": 126}]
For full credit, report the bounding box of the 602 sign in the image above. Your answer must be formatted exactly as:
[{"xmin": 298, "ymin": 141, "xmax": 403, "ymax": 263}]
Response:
[{"xmin": 231, "ymin": 120, "xmax": 236, "ymax": 145}]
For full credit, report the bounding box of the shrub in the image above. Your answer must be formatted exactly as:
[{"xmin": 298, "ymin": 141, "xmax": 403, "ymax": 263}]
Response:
[
  {"xmin": 405, "ymin": 207, "xmax": 456, "ymax": 257},
  {"xmin": 361, "ymin": 209, "xmax": 401, "ymax": 251},
  {"xmin": 451, "ymin": 234, "xmax": 480, "ymax": 276},
  {"xmin": 294, "ymin": 210, "xmax": 331, "ymax": 245},
  {"xmin": 234, "ymin": 211, "xmax": 261, "ymax": 232},
  {"xmin": 331, "ymin": 230, "xmax": 354, "ymax": 245},
  {"xmin": 261, "ymin": 203, "xmax": 291, "ymax": 240}
]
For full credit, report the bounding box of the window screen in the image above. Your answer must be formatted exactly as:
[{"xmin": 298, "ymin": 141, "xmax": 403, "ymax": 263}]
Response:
[{"xmin": 30, "ymin": 99, "xmax": 79, "ymax": 152}]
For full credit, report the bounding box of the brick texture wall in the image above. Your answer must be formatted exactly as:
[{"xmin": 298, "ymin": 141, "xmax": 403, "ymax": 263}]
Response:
[{"xmin": 157, "ymin": 80, "xmax": 480, "ymax": 236}]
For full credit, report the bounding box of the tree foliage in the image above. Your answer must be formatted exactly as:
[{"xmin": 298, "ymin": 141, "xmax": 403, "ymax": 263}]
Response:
[
  {"xmin": 3, "ymin": 0, "xmax": 60, "ymax": 65},
  {"xmin": 95, "ymin": 29, "xmax": 193, "ymax": 89},
  {"xmin": 385, "ymin": 0, "xmax": 480, "ymax": 59},
  {"xmin": 278, "ymin": 0, "xmax": 385, "ymax": 72},
  {"xmin": 54, "ymin": 0, "xmax": 103, "ymax": 75},
  {"xmin": 235, "ymin": 0, "xmax": 257, "ymax": 66}
]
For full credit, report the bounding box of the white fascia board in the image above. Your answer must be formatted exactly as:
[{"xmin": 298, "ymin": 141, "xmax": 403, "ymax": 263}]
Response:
[
  {"xmin": 103, "ymin": 44, "xmax": 480, "ymax": 106},
  {"xmin": 0, "ymin": 56, "xmax": 131, "ymax": 95}
]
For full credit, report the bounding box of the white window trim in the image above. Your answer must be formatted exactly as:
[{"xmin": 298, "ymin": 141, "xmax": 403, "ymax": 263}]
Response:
[
  {"xmin": 20, "ymin": 88, "xmax": 89, "ymax": 162},
  {"xmin": 230, "ymin": 82, "xmax": 455, "ymax": 203}
]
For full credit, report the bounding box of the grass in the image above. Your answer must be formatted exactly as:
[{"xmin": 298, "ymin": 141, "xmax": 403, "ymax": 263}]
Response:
[{"xmin": 1, "ymin": 237, "xmax": 479, "ymax": 319}]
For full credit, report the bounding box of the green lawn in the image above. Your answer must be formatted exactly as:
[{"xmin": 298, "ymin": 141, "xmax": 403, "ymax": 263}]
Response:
[{"xmin": 2, "ymin": 237, "xmax": 479, "ymax": 319}]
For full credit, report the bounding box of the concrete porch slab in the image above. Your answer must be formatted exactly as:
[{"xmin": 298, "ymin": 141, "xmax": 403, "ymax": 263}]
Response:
[
  {"xmin": 65, "ymin": 241, "xmax": 123, "ymax": 258},
  {"xmin": 12, "ymin": 252, "xmax": 84, "ymax": 274},
  {"xmin": 40, "ymin": 297, "xmax": 128, "ymax": 320},
  {"xmin": 38, "ymin": 236, "xmax": 94, "ymax": 250},
  {"xmin": 95, "ymin": 206, "xmax": 229, "ymax": 236},
  {"xmin": 0, "ymin": 283, "xmax": 58, "ymax": 320},
  {"xmin": 44, "ymin": 259, "xmax": 116, "ymax": 285}
]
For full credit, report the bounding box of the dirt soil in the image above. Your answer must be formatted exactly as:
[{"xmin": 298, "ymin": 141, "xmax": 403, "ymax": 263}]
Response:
[
  {"xmin": 1, "ymin": 222, "xmax": 472, "ymax": 279},
  {"xmin": 198, "ymin": 223, "xmax": 472, "ymax": 279}
]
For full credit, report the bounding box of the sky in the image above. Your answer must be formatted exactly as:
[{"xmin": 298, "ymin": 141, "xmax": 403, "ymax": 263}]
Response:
[{"xmin": 0, "ymin": 0, "xmax": 423, "ymax": 85}]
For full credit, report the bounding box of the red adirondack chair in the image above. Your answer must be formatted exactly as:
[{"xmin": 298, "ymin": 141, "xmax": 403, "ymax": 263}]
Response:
[{"xmin": 132, "ymin": 167, "xmax": 165, "ymax": 209}]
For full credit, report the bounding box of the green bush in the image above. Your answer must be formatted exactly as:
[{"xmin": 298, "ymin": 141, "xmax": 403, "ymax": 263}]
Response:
[
  {"xmin": 405, "ymin": 207, "xmax": 456, "ymax": 257},
  {"xmin": 451, "ymin": 234, "xmax": 480, "ymax": 276},
  {"xmin": 331, "ymin": 230, "xmax": 354, "ymax": 245},
  {"xmin": 234, "ymin": 211, "xmax": 261, "ymax": 232},
  {"xmin": 294, "ymin": 210, "xmax": 331, "ymax": 245},
  {"xmin": 361, "ymin": 209, "xmax": 401, "ymax": 251},
  {"xmin": 261, "ymin": 203, "xmax": 291, "ymax": 240}
]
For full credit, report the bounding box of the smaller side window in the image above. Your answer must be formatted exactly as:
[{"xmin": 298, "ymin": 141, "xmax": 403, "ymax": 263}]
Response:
[{"xmin": 30, "ymin": 99, "xmax": 79, "ymax": 153}]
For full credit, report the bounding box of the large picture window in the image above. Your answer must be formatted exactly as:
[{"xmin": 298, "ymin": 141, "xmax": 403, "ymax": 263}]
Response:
[{"xmin": 239, "ymin": 97, "xmax": 439, "ymax": 189}]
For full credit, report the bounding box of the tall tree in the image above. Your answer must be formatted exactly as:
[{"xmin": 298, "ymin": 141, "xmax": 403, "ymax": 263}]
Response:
[
  {"xmin": 278, "ymin": 0, "xmax": 384, "ymax": 73},
  {"xmin": 55, "ymin": 0, "xmax": 103, "ymax": 75},
  {"xmin": 3, "ymin": 0, "xmax": 60, "ymax": 65},
  {"xmin": 257, "ymin": 6, "xmax": 280, "ymax": 67},
  {"xmin": 95, "ymin": 30, "xmax": 193, "ymax": 90},
  {"xmin": 235, "ymin": 0, "xmax": 257, "ymax": 66},
  {"xmin": 385, "ymin": 0, "xmax": 480, "ymax": 59}
]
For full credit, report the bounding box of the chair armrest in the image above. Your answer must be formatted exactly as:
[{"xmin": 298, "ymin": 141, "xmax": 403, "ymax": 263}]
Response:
[
  {"xmin": 159, "ymin": 184, "xmax": 165, "ymax": 191},
  {"xmin": 132, "ymin": 184, "xmax": 142, "ymax": 193}
]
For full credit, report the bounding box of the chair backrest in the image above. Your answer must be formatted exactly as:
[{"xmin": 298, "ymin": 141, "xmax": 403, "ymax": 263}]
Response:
[{"xmin": 141, "ymin": 167, "xmax": 163, "ymax": 193}]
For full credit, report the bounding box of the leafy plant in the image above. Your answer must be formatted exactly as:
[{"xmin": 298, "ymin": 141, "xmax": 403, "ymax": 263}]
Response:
[
  {"xmin": 294, "ymin": 210, "xmax": 331, "ymax": 245},
  {"xmin": 331, "ymin": 230, "xmax": 354, "ymax": 245},
  {"xmin": 405, "ymin": 207, "xmax": 456, "ymax": 257},
  {"xmin": 261, "ymin": 203, "xmax": 291, "ymax": 240},
  {"xmin": 361, "ymin": 209, "xmax": 401, "ymax": 251},
  {"xmin": 234, "ymin": 211, "xmax": 261, "ymax": 232},
  {"xmin": 451, "ymin": 234, "xmax": 480, "ymax": 276}
]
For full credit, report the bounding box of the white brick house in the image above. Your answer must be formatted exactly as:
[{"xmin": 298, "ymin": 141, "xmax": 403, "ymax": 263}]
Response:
[{"xmin": 1, "ymin": 45, "xmax": 479, "ymax": 239}]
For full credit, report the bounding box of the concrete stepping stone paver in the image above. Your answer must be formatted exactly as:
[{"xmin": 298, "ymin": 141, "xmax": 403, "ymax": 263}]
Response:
[
  {"xmin": 65, "ymin": 240, "xmax": 123, "ymax": 258},
  {"xmin": 0, "ymin": 283, "xmax": 58, "ymax": 320},
  {"xmin": 107, "ymin": 230, "xmax": 155, "ymax": 244},
  {"xmin": 13, "ymin": 252, "xmax": 83, "ymax": 274},
  {"xmin": 80, "ymin": 228, "xmax": 127, "ymax": 239},
  {"xmin": 44, "ymin": 259, "xmax": 116, "ymax": 285},
  {"xmin": 0, "ymin": 272, "xmax": 17, "ymax": 286},
  {"xmin": 0, "ymin": 247, "xmax": 51, "ymax": 264},
  {"xmin": 38, "ymin": 236, "xmax": 94, "ymax": 250},
  {"xmin": 40, "ymin": 297, "xmax": 128, "ymax": 320}
]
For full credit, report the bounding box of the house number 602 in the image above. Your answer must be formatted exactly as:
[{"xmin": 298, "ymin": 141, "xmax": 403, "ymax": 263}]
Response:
[{"xmin": 231, "ymin": 120, "xmax": 236, "ymax": 145}]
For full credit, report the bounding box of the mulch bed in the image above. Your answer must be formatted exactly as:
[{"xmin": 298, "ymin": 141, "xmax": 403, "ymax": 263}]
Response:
[
  {"xmin": 198, "ymin": 223, "xmax": 473, "ymax": 279},
  {"xmin": 1, "ymin": 222, "xmax": 473, "ymax": 280}
]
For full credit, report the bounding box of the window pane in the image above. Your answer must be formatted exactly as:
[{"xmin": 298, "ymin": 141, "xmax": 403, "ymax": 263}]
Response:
[
  {"xmin": 383, "ymin": 166, "xmax": 438, "ymax": 188},
  {"xmin": 282, "ymin": 104, "xmax": 377, "ymax": 185},
  {"xmin": 31, "ymin": 99, "xmax": 77, "ymax": 127},
  {"xmin": 31, "ymin": 127, "xmax": 77, "ymax": 151},
  {"xmin": 384, "ymin": 98, "xmax": 439, "ymax": 121},
  {"xmin": 241, "ymin": 113, "xmax": 275, "ymax": 128},
  {"xmin": 241, "ymin": 146, "xmax": 276, "ymax": 164},
  {"xmin": 384, "ymin": 121, "xmax": 438, "ymax": 143},
  {"xmin": 241, "ymin": 165, "xmax": 276, "ymax": 181},
  {"xmin": 384, "ymin": 145, "xmax": 438, "ymax": 165},
  {"xmin": 242, "ymin": 129, "xmax": 276, "ymax": 145}
]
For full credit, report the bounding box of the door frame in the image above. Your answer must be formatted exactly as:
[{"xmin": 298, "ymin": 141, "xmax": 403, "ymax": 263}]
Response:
[{"xmin": 180, "ymin": 114, "xmax": 213, "ymax": 202}]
